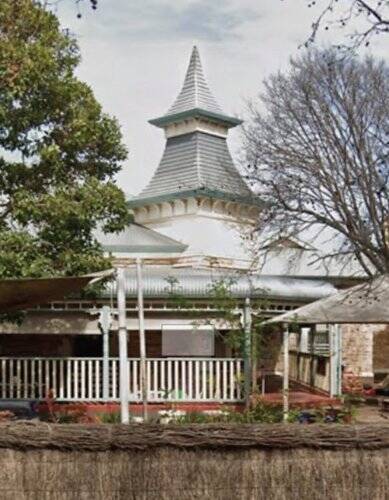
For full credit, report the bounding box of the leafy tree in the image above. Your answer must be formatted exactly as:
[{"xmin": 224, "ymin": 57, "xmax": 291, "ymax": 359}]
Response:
[
  {"xmin": 243, "ymin": 49, "xmax": 389, "ymax": 276},
  {"xmin": 0, "ymin": 0, "xmax": 130, "ymax": 279},
  {"xmin": 295, "ymin": 0, "xmax": 389, "ymax": 50},
  {"xmin": 167, "ymin": 276, "xmax": 280, "ymax": 395}
]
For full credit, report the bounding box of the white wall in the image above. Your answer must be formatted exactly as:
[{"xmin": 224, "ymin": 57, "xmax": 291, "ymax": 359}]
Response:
[{"xmin": 146, "ymin": 213, "xmax": 253, "ymax": 265}]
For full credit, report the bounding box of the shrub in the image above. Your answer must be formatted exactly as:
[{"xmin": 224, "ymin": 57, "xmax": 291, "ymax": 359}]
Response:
[
  {"xmin": 173, "ymin": 403, "xmax": 296, "ymax": 425},
  {"xmin": 97, "ymin": 412, "xmax": 122, "ymax": 424}
]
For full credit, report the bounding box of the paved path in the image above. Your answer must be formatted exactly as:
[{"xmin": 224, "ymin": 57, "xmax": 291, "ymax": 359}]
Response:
[{"xmin": 355, "ymin": 405, "xmax": 389, "ymax": 424}]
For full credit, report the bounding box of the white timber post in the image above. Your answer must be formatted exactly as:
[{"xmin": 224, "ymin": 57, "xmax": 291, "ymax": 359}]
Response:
[
  {"xmin": 336, "ymin": 324, "xmax": 342, "ymax": 396},
  {"xmin": 136, "ymin": 257, "xmax": 148, "ymax": 421},
  {"xmin": 243, "ymin": 297, "xmax": 252, "ymax": 408},
  {"xmin": 329, "ymin": 324, "xmax": 342, "ymax": 397},
  {"xmin": 283, "ymin": 323, "xmax": 290, "ymax": 422},
  {"xmin": 117, "ymin": 267, "xmax": 129, "ymax": 424},
  {"xmin": 98, "ymin": 305, "xmax": 112, "ymax": 401}
]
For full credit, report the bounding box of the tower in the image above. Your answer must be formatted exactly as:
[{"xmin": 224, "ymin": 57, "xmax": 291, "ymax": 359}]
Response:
[{"xmin": 129, "ymin": 46, "xmax": 260, "ymax": 269}]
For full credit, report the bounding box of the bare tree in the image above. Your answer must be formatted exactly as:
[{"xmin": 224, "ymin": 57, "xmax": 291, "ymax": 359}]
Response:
[
  {"xmin": 298, "ymin": 0, "xmax": 389, "ymax": 50},
  {"xmin": 243, "ymin": 49, "xmax": 389, "ymax": 276}
]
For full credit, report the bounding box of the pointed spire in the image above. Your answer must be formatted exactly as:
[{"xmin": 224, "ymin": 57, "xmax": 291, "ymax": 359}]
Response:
[
  {"xmin": 130, "ymin": 46, "xmax": 252, "ymax": 206},
  {"xmin": 149, "ymin": 46, "xmax": 242, "ymax": 130},
  {"xmin": 166, "ymin": 46, "xmax": 223, "ymax": 116}
]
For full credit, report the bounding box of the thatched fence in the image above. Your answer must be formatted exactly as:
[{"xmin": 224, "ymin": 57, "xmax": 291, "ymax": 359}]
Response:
[{"xmin": 0, "ymin": 422, "xmax": 387, "ymax": 499}]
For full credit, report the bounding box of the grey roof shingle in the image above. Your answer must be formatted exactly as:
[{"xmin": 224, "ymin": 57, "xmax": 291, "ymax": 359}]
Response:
[
  {"xmin": 136, "ymin": 132, "xmax": 252, "ymax": 201},
  {"xmin": 130, "ymin": 47, "xmax": 255, "ymax": 207},
  {"xmin": 166, "ymin": 46, "xmax": 222, "ymax": 116}
]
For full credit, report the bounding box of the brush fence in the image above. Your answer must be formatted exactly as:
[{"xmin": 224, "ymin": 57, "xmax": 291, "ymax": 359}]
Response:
[{"xmin": 0, "ymin": 422, "xmax": 387, "ymax": 499}]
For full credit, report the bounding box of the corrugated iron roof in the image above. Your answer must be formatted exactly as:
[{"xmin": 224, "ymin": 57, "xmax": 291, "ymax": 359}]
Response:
[
  {"xmin": 135, "ymin": 132, "xmax": 252, "ymax": 201},
  {"xmin": 267, "ymin": 274, "xmax": 389, "ymax": 324},
  {"xmin": 96, "ymin": 223, "xmax": 187, "ymax": 254},
  {"xmin": 103, "ymin": 267, "xmax": 336, "ymax": 301}
]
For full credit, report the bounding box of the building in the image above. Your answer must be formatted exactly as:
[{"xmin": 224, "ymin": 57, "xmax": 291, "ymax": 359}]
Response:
[{"xmin": 0, "ymin": 47, "xmax": 387, "ymax": 406}]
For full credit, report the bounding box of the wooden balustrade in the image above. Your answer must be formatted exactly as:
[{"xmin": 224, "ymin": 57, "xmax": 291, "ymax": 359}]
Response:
[{"xmin": 0, "ymin": 357, "xmax": 244, "ymax": 403}]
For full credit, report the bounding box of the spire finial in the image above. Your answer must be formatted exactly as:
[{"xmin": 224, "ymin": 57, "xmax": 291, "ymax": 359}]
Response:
[{"xmin": 166, "ymin": 46, "xmax": 222, "ymax": 116}]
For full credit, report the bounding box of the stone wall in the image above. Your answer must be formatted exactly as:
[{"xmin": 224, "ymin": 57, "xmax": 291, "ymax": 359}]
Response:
[
  {"xmin": 341, "ymin": 324, "xmax": 389, "ymax": 384},
  {"xmin": 373, "ymin": 325, "xmax": 389, "ymax": 380}
]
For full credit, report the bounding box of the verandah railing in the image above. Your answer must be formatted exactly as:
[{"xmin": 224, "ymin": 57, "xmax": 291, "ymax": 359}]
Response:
[{"xmin": 0, "ymin": 358, "xmax": 244, "ymax": 403}]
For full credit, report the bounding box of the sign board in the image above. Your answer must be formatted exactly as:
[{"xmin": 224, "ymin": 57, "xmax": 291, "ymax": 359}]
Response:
[{"xmin": 162, "ymin": 325, "xmax": 215, "ymax": 357}]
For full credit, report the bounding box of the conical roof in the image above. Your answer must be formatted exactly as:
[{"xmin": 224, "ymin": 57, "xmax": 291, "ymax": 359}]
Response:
[
  {"xmin": 129, "ymin": 47, "xmax": 255, "ymax": 207},
  {"xmin": 132, "ymin": 132, "xmax": 253, "ymax": 204},
  {"xmin": 149, "ymin": 46, "xmax": 241, "ymax": 129},
  {"xmin": 166, "ymin": 46, "xmax": 223, "ymax": 116}
]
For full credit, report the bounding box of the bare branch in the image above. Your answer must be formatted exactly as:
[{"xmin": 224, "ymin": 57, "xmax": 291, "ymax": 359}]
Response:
[
  {"xmin": 299, "ymin": 0, "xmax": 389, "ymax": 51},
  {"xmin": 243, "ymin": 49, "xmax": 389, "ymax": 276}
]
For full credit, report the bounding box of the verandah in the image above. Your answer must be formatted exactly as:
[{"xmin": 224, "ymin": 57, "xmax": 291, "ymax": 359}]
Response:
[{"xmin": 0, "ymin": 357, "xmax": 244, "ymax": 403}]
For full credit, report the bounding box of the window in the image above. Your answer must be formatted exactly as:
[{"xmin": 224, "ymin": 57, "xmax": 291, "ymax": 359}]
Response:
[
  {"xmin": 313, "ymin": 325, "xmax": 330, "ymax": 355},
  {"xmin": 162, "ymin": 325, "xmax": 215, "ymax": 357},
  {"xmin": 317, "ymin": 356, "xmax": 327, "ymax": 376},
  {"xmin": 299, "ymin": 327, "xmax": 310, "ymax": 353}
]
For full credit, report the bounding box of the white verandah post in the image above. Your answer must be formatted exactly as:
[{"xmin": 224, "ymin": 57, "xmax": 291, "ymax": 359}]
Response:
[
  {"xmin": 283, "ymin": 324, "xmax": 290, "ymax": 422},
  {"xmin": 329, "ymin": 324, "xmax": 342, "ymax": 397},
  {"xmin": 243, "ymin": 297, "xmax": 252, "ymax": 408},
  {"xmin": 136, "ymin": 258, "xmax": 148, "ymax": 421},
  {"xmin": 117, "ymin": 267, "xmax": 129, "ymax": 424},
  {"xmin": 98, "ymin": 305, "xmax": 112, "ymax": 401}
]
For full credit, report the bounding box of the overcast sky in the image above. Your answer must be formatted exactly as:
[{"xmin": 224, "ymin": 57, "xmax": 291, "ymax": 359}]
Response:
[{"xmin": 55, "ymin": 0, "xmax": 388, "ymax": 197}]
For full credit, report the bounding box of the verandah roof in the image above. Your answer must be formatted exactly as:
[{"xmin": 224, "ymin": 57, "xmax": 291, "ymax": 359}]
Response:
[
  {"xmin": 266, "ymin": 274, "xmax": 389, "ymax": 325},
  {"xmin": 103, "ymin": 267, "xmax": 336, "ymax": 301},
  {"xmin": 0, "ymin": 270, "xmax": 113, "ymax": 312}
]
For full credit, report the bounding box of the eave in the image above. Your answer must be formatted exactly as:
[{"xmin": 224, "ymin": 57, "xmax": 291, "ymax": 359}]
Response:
[
  {"xmin": 127, "ymin": 187, "xmax": 264, "ymax": 209},
  {"xmin": 149, "ymin": 108, "xmax": 242, "ymax": 129}
]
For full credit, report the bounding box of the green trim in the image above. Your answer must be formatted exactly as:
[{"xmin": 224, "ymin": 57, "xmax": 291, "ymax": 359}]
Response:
[
  {"xmin": 127, "ymin": 188, "xmax": 263, "ymax": 209},
  {"xmin": 149, "ymin": 108, "xmax": 242, "ymax": 129}
]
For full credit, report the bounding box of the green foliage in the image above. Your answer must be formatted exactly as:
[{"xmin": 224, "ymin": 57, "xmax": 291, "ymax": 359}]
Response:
[
  {"xmin": 173, "ymin": 403, "xmax": 299, "ymax": 424},
  {"xmin": 166, "ymin": 275, "xmax": 280, "ymax": 395},
  {"xmin": 169, "ymin": 402, "xmax": 357, "ymax": 425},
  {"xmin": 174, "ymin": 411, "xmax": 216, "ymax": 424},
  {"xmin": 0, "ymin": 0, "xmax": 130, "ymax": 280},
  {"xmin": 208, "ymin": 278, "xmax": 244, "ymax": 352},
  {"xmin": 230, "ymin": 403, "xmax": 285, "ymax": 424},
  {"xmin": 97, "ymin": 411, "xmax": 122, "ymax": 424},
  {"xmin": 206, "ymin": 279, "xmax": 281, "ymax": 376}
]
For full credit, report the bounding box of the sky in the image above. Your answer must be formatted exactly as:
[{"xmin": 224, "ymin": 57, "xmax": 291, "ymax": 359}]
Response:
[{"xmin": 54, "ymin": 0, "xmax": 388, "ymax": 198}]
